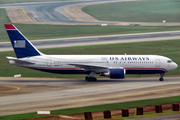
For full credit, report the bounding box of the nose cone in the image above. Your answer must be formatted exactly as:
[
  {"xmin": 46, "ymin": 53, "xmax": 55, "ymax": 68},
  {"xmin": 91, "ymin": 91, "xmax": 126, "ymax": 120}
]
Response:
[
  {"xmin": 170, "ymin": 62, "xmax": 178, "ymax": 71},
  {"xmin": 174, "ymin": 62, "xmax": 178, "ymax": 69}
]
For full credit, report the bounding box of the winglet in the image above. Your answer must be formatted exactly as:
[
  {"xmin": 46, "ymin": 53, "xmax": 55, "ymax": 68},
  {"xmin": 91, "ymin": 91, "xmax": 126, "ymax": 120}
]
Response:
[{"xmin": 4, "ymin": 24, "xmax": 43, "ymax": 58}]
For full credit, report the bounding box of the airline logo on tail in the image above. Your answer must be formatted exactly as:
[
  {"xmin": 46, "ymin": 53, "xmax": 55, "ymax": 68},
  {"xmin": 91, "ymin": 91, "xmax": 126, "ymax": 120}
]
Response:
[
  {"xmin": 14, "ymin": 40, "xmax": 26, "ymax": 48},
  {"xmin": 4, "ymin": 24, "xmax": 42, "ymax": 58}
]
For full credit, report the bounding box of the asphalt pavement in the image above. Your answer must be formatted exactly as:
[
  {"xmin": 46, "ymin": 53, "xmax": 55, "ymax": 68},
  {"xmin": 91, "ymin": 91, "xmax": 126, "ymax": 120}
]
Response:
[
  {"xmin": 1, "ymin": 0, "xmax": 180, "ymax": 25},
  {"xmin": 1, "ymin": 77, "xmax": 180, "ymax": 115},
  {"xmin": 0, "ymin": 0, "xmax": 119, "ymax": 23}
]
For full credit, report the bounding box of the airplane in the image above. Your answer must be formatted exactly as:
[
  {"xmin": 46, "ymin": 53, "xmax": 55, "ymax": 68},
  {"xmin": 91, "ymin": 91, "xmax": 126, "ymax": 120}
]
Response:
[{"xmin": 4, "ymin": 24, "xmax": 178, "ymax": 81}]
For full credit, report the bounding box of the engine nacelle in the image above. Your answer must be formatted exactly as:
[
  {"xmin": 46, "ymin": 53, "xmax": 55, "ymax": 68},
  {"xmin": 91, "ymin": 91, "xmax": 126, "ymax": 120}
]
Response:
[
  {"xmin": 100, "ymin": 68, "xmax": 126, "ymax": 79},
  {"xmin": 110, "ymin": 68, "xmax": 125, "ymax": 79}
]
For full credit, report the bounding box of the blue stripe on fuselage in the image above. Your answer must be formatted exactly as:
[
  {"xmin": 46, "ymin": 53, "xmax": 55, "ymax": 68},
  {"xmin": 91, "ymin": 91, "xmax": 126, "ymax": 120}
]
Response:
[
  {"xmin": 126, "ymin": 69, "xmax": 166, "ymax": 74},
  {"xmin": 26, "ymin": 67, "xmax": 166, "ymax": 75}
]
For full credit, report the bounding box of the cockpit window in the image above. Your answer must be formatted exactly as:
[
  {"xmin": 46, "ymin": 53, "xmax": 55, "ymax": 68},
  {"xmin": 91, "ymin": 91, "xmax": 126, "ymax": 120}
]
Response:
[{"xmin": 167, "ymin": 60, "xmax": 173, "ymax": 63}]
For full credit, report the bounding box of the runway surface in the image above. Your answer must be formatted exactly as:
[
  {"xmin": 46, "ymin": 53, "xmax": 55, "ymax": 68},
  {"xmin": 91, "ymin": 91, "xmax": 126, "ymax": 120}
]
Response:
[
  {"xmin": 0, "ymin": 77, "xmax": 180, "ymax": 115},
  {"xmin": 1, "ymin": 31, "xmax": 180, "ymax": 51},
  {"xmin": 0, "ymin": 0, "xmax": 180, "ymax": 25}
]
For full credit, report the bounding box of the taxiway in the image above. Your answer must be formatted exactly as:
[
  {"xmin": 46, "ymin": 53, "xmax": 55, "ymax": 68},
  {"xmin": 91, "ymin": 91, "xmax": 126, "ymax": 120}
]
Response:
[
  {"xmin": 0, "ymin": 77, "xmax": 180, "ymax": 115},
  {"xmin": 1, "ymin": 0, "xmax": 180, "ymax": 26}
]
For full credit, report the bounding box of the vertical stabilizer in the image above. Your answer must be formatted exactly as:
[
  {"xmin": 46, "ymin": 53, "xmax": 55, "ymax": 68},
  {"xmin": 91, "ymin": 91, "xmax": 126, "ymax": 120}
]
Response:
[{"xmin": 4, "ymin": 24, "xmax": 42, "ymax": 58}]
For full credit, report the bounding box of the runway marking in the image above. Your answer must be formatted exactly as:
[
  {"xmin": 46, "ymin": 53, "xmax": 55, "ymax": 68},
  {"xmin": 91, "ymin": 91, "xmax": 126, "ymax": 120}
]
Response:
[
  {"xmin": 64, "ymin": 7, "xmax": 79, "ymax": 21},
  {"xmin": 21, "ymin": 8, "xmax": 33, "ymax": 22},
  {"xmin": 43, "ymin": 8, "xmax": 54, "ymax": 20},
  {"xmin": 0, "ymin": 85, "xmax": 20, "ymax": 93}
]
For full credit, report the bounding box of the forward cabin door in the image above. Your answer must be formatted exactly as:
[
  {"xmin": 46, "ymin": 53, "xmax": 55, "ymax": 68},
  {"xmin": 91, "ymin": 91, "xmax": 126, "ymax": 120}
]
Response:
[
  {"xmin": 156, "ymin": 59, "xmax": 160, "ymax": 67},
  {"xmin": 47, "ymin": 59, "xmax": 52, "ymax": 67},
  {"xmin": 106, "ymin": 61, "xmax": 109, "ymax": 66}
]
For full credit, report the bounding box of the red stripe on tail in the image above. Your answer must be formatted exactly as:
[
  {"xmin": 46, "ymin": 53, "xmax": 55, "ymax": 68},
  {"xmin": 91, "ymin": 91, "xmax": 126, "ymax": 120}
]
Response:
[{"xmin": 4, "ymin": 24, "xmax": 16, "ymax": 30}]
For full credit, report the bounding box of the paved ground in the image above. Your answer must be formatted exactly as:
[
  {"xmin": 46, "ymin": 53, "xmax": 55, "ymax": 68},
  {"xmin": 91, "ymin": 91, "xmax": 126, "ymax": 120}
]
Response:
[
  {"xmin": 1, "ymin": 0, "xmax": 180, "ymax": 26},
  {"xmin": 5, "ymin": 7, "xmax": 32, "ymax": 23},
  {"xmin": 1, "ymin": 76, "xmax": 180, "ymax": 116},
  {"xmin": 64, "ymin": 3, "xmax": 100, "ymax": 22}
]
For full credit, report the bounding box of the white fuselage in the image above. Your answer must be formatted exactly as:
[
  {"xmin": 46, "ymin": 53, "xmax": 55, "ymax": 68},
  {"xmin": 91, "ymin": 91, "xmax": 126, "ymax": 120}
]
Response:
[{"xmin": 10, "ymin": 55, "xmax": 177, "ymax": 75}]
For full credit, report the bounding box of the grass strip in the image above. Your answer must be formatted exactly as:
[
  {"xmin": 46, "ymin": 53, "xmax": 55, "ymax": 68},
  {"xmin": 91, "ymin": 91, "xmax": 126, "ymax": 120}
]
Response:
[
  {"xmin": 98, "ymin": 110, "xmax": 180, "ymax": 119},
  {"xmin": 1, "ymin": 95, "xmax": 180, "ymax": 120},
  {"xmin": 82, "ymin": 0, "xmax": 180, "ymax": 22},
  {"xmin": 0, "ymin": 113, "xmax": 48, "ymax": 120}
]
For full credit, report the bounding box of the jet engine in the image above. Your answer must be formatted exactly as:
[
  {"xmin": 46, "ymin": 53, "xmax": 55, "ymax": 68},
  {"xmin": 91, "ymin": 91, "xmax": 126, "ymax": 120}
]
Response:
[{"xmin": 100, "ymin": 68, "xmax": 126, "ymax": 79}]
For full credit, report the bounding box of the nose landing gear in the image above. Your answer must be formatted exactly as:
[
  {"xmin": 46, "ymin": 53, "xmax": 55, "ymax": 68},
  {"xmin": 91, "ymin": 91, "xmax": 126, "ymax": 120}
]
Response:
[{"xmin": 159, "ymin": 73, "xmax": 164, "ymax": 81}]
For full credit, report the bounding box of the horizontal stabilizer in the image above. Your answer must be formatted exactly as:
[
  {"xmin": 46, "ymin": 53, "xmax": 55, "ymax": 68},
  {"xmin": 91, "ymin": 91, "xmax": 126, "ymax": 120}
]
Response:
[{"xmin": 7, "ymin": 56, "xmax": 35, "ymax": 65}]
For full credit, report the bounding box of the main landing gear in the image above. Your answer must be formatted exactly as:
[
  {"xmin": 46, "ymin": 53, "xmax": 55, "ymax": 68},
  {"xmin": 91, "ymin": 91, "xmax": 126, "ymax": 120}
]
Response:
[
  {"xmin": 159, "ymin": 73, "xmax": 164, "ymax": 81},
  {"xmin": 85, "ymin": 76, "xmax": 97, "ymax": 82},
  {"xmin": 85, "ymin": 71, "xmax": 97, "ymax": 82}
]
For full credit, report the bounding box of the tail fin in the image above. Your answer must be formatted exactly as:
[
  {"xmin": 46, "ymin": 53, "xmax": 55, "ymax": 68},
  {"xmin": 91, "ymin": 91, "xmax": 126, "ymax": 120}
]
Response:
[{"xmin": 4, "ymin": 24, "xmax": 43, "ymax": 58}]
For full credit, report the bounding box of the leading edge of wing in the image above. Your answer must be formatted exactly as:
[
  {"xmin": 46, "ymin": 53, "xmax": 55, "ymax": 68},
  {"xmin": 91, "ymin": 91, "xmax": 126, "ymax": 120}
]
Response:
[{"xmin": 69, "ymin": 63, "xmax": 109, "ymax": 73}]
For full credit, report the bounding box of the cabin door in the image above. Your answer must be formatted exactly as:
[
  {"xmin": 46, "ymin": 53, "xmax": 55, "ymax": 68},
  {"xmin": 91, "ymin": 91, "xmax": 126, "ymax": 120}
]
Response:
[
  {"xmin": 47, "ymin": 59, "xmax": 52, "ymax": 67},
  {"xmin": 156, "ymin": 59, "xmax": 160, "ymax": 67}
]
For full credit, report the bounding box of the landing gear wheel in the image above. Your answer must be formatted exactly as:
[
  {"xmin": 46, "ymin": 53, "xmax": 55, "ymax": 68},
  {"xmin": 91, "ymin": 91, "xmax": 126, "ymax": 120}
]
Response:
[
  {"xmin": 85, "ymin": 71, "xmax": 97, "ymax": 82},
  {"xmin": 159, "ymin": 73, "xmax": 165, "ymax": 81},
  {"xmin": 85, "ymin": 76, "xmax": 91, "ymax": 81},
  {"xmin": 92, "ymin": 77, "xmax": 97, "ymax": 82},
  {"xmin": 85, "ymin": 76, "xmax": 97, "ymax": 82},
  {"xmin": 159, "ymin": 77, "xmax": 164, "ymax": 81}
]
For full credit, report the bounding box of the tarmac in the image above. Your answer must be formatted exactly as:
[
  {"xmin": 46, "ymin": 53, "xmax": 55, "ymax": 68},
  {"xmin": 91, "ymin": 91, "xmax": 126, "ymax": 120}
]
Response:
[{"xmin": 0, "ymin": 77, "xmax": 180, "ymax": 116}]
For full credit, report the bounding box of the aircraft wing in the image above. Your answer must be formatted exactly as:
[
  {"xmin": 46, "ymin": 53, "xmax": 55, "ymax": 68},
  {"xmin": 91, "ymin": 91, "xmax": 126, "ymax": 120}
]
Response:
[{"xmin": 69, "ymin": 63, "xmax": 109, "ymax": 73}]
